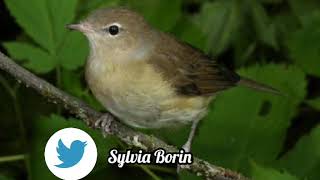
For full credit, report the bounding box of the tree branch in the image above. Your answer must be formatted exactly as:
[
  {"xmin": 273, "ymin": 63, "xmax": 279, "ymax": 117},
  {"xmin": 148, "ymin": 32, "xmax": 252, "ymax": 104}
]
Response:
[{"xmin": 0, "ymin": 51, "xmax": 249, "ymax": 180}]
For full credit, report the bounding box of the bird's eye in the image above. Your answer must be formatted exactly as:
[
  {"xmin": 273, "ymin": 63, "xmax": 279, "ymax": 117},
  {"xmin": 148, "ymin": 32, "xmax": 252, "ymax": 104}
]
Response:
[{"xmin": 108, "ymin": 25, "xmax": 119, "ymax": 35}]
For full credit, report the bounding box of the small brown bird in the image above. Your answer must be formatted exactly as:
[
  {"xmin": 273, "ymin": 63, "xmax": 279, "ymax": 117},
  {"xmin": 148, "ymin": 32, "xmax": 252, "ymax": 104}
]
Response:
[{"xmin": 68, "ymin": 8, "xmax": 280, "ymax": 154}]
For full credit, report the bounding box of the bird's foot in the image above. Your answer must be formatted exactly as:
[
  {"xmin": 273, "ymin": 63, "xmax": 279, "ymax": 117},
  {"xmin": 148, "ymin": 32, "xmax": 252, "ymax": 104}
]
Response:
[
  {"xmin": 177, "ymin": 118, "xmax": 200, "ymax": 173},
  {"xmin": 181, "ymin": 141, "xmax": 191, "ymax": 153},
  {"xmin": 94, "ymin": 113, "xmax": 115, "ymax": 137},
  {"xmin": 177, "ymin": 143, "xmax": 191, "ymax": 173}
]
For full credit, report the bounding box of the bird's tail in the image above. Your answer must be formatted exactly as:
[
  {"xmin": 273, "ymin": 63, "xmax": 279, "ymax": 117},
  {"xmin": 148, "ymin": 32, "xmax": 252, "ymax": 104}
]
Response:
[{"xmin": 237, "ymin": 77, "xmax": 284, "ymax": 96}]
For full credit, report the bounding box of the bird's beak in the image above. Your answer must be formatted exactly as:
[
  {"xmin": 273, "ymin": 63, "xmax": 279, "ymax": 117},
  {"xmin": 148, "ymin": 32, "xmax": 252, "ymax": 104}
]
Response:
[
  {"xmin": 66, "ymin": 23, "xmax": 93, "ymax": 33},
  {"xmin": 83, "ymin": 141, "xmax": 87, "ymax": 146}
]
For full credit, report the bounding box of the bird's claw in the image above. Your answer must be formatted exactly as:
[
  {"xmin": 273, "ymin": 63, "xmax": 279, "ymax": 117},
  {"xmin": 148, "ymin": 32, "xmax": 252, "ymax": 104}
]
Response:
[
  {"xmin": 177, "ymin": 144, "xmax": 191, "ymax": 173},
  {"xmin": 181, "ymin": 142, "xmax": 191, "ymax": 153},
  {"xmin": 95, "ymin": 113, "xmax": 115, "ymax": 137}
]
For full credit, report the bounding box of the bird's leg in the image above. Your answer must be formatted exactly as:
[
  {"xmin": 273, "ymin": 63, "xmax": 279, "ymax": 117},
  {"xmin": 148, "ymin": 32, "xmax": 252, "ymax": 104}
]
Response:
[
  {"xmin": 177, "ymin": 118, "xmax": 201, "ymax": 173},
  {"xmin": 183, "ymin": 118, "xmax": 201, "ymax": 152},
  {"xmin": 94, "ymin": 113, "xmax": 115, "ymax": 137}
]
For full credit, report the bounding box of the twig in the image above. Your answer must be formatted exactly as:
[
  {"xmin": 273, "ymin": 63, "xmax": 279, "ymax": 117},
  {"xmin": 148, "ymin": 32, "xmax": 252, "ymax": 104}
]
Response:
[
  {"xmin": 0, "ymin": 154, "xmax": 25, "ymax": 163},
  {"xmin": 0, "ymin": 51, "xmax": 250, "ymax": 180}
]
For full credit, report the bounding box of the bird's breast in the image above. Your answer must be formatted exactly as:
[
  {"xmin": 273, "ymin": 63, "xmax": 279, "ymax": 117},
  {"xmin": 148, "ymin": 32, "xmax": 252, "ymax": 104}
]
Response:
[{"xmin": 85, "ymin": 56, "xmax": 211, "ymax": 128}]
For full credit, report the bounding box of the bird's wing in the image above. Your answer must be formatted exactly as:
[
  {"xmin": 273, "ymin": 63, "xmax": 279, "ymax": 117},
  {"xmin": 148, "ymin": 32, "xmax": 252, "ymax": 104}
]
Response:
[
  {"xmin": 148, "ymin": 32, "xmax": 240, "ymax": 96},
  {"xmin": 56, "ymin": 139, "xmax": 71, "ymax": 162}
]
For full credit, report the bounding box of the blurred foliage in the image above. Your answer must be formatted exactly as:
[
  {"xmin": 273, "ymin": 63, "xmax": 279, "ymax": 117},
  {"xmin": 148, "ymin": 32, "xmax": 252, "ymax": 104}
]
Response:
[
  {"xmin": 277, "ymin": 125, "xmax": 320, "ymax": 179},
  {"xmin": 251, "ymin": 162, "xmax": 299, "ymax": 180},
  {"xmin": 0, "ymin": 0, "xmax": 320, "ymax": 180},
  {"xmin": 193, "ymin": 64, "xmax": 306, "ymax": 174},
  {"xmin": 307, "ymin": 98, "xmax": 320, "ymax": 111}
]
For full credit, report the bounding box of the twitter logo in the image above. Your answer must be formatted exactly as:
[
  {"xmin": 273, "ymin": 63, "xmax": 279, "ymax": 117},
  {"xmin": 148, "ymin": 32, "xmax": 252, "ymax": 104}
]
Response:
[
  {"xmin": 45, "ymin": 128, "xmax": 97, "ymax": 179},
  {"xmin": 55, "ymin": 139, "xmax": 87, "ymax": 168}
]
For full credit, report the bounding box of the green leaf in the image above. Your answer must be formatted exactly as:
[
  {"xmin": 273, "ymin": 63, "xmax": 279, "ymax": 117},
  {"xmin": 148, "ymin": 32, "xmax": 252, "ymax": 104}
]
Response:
[
  {"xmin": 4, "ymin": 0, "xmax": 54, "ymax": 52},
  {"xmin": 192, "ymin": 64, "xmax": 306, "ymax": 175},
  {"xmin": 288, "ymin": 0, "xmax": 320, "ymax": 24},
  {"xmin": 61, "ymin": 70, "xmax": 104, "ymax": 110},
  {"xmin": 278, "ymin": 125, "xmax": 320, "ymax": 180},
  {"xmin": 251, "ymin": 162, "xmax": 299, "ymax": 180},
  {"xmin": 4, "ymin": 0, "xmax": 78, "ymax": 52},
  {"xmin": 57, "ymin": 32, "xmax": 89, "ymax": 70},
  {"xmin": 195, "ymin": 0, "xmax": 241, "ymax": 55},
  {"xmin": 3, "ymin": 42, "xmax": 56, "ymax": 73},
  {"xmin": 287, "ymin": 11, "xmax": 320, "ymax": 77},
  {"xmin": 171, "ymin": 17, "xmax": 207, "ymax": 50},
  {"xmin": 232, "ymin": 30, "xmax": 256, "ymax": 67},
  {"xmin": 273, "ymin": 12, "xmax": 300, "ymax": 41},
  {"xmin": 124, "ymin": 0, "xmax": 182, "ymax": 31},
  {"xmin": 77, "ymin": 0, "xmax": 120, "ymax": 18},
  {"xmin": 4, "ymin": 0, "xmax": 87, "ymax": 73},
  {"xmin": 47, "ymin": 0, "xmax": 78, "ymax": 48},
  {"xmin": 250, "ymin": 0, "xmax": 278, "ymax": 49},
  {"xmin": 307, "ymin": 98, "xmax": 320, "ymax": 111}
]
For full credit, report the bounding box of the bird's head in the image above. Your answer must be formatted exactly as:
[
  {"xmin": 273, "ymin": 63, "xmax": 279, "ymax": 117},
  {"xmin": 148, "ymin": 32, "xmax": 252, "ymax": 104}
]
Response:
[
  {"xmin": 67, "ymin": 7, "xmax": 154, "ymax": 62},
  {"xmin": 71, "ymin": 140, "xmax": 87, "ymax": 149}
]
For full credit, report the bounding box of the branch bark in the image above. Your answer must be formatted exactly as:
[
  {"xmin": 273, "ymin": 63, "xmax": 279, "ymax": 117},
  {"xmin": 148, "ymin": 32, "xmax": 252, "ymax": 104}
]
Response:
[{"xmin": 0, "ymin": 51, "xmax": 249, "ymax": 180}]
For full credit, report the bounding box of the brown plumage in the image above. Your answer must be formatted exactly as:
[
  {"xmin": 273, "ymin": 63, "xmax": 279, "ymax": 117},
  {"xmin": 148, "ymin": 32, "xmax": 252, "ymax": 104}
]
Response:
[
  {"xmin": 67, "ymin": 7, "xmax": 281, "ymax": 154},
  {"xmin": 148, "ymin": 32, "xmax": 240, "ymax": 96}
]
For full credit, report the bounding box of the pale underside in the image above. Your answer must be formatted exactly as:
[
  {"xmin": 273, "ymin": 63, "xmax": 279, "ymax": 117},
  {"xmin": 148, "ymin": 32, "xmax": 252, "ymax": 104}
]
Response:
[{"xmin": 86, "ymin": 54, "xmax": 212, "ymax": 128}]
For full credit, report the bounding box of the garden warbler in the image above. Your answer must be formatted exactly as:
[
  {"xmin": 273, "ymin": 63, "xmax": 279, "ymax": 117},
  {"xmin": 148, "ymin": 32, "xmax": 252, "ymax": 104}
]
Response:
[{"xmin": 67, "ymin": 7, "xmax": 280, "ymax": 153}]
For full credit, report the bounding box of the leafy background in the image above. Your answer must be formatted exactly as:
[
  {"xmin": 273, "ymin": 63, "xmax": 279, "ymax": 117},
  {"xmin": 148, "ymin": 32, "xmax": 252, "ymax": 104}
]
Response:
[{"xmin": 0, "ymin": 0, "xmax": 319, "ymax": 179}]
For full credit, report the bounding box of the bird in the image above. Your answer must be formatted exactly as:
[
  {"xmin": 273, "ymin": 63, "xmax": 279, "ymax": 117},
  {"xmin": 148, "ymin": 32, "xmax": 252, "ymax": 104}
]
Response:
[
  {"xmin": 67, "ymin": 7, "xmax": 281, "ymax": 157},
  {"xmin": 55, "ymin": 139, "xmax": 87, "ymax": 168}
]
